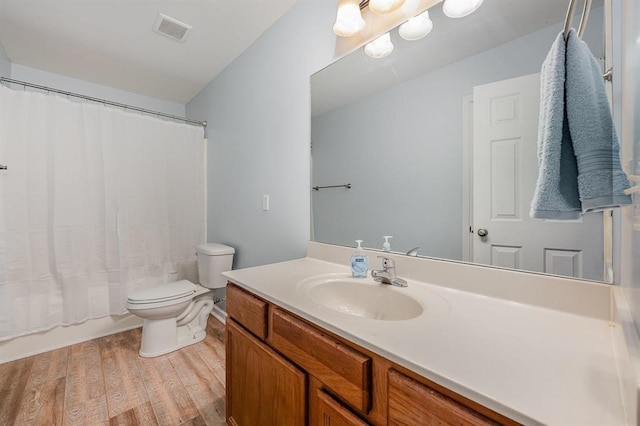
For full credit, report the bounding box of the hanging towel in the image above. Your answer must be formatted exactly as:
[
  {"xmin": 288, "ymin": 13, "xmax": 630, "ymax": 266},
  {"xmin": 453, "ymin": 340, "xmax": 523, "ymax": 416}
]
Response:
[
  {"xmin": 530, "ymin": 31, "xmax": 582, "ymax": 219},
  {"xmin": 565, "ymin": 29, "xmax": 632, "ymax": 212}
]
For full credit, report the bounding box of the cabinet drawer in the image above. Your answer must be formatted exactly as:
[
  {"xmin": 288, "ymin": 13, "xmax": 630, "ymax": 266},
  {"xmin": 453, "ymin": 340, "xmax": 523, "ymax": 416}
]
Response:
[
  {"xmin": 269, "ymin": 308, "xmax": 372, "ymax": 413},
  {"xmin": 388, "ymin": 369, "xmax": 497, "ymax": 426},
  {"xmin": 315, "ymin": 389, "xmax": 369, "ymax": 426},
  {"xmin": 226, "ymin": 283, "xmax": 268, "ymax": 340}
]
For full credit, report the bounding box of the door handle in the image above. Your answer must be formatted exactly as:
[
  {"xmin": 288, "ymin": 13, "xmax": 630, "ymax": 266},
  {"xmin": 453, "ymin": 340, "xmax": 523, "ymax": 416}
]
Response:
[{"xmin": 477, "ymin": 228, "xmax": 488, "ymax": 237}]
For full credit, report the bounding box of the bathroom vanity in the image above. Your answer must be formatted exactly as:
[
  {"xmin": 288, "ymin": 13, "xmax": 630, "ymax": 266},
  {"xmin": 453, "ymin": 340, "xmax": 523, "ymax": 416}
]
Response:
[
  {"xmin": 223, "ymin": 242, "xmax": 631, "ymax": 425},
  {"xmin": 226, "ymin": 283, "xmax": 510, "ymax": 425}
]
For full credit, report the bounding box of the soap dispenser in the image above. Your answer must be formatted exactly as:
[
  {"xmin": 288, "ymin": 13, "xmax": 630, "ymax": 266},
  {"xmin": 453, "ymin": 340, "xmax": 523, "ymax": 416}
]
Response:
[
  {"xmin": 350, "ymin": 240, "xmax": 369, "ymax": 278},
  {"xmin": 382, "ymin": 236, "xmax": 393, "ymax": 252}
]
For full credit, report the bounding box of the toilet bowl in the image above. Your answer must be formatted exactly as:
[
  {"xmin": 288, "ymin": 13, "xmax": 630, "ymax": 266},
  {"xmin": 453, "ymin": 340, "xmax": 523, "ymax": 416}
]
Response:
[{"xmin": 126, "ymin": 243, "xmax": 235, "ymax": 357}]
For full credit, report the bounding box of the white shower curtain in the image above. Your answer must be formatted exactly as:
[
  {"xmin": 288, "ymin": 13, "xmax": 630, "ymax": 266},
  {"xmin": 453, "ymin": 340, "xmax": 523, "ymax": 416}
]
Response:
[{"xmin": 0, "ymin": 85, "xmax": 205, "ymax": 341}]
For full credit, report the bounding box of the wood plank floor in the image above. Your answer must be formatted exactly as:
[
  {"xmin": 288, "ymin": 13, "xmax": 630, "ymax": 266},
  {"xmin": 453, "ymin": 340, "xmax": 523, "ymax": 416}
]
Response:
[{"xmin": 0, "ymin": 316, "xmax": 226, "ymax": 425}]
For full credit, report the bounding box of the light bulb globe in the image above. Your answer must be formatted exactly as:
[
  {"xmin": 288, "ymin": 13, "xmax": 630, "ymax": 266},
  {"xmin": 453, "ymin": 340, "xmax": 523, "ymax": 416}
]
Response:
[
  {"xmin": 399, "ymin": 11, "xmax": 433, "ymax": 40},
  {"xmin": 364, "ymin": 32, "xmax": 394, "ymax": 58},
  {"xmin": 333, "ymin": 0, "xmax": 366, "ymax": 37},
  {"xmin": 442, "ymin": 0, "xmax": 484, "ymax": 18}
]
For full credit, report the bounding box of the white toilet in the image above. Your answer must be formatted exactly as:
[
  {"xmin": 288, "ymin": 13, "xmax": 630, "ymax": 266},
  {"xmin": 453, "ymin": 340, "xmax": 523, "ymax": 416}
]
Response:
[{"xmin": 126, "ymin": 243, "xmax": 235, "ymax": 357}]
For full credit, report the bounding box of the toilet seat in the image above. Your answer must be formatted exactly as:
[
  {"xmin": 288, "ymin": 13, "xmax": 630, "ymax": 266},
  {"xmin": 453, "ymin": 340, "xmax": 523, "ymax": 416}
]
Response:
[{"xmin": 127, "ymin": 280, "xmax": 198, "ymax": 306}]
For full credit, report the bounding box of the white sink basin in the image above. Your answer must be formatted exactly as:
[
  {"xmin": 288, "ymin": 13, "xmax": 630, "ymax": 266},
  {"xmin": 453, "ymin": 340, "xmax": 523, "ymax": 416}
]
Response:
[{"xmin": 298, "ymin": 274, "xmax": 424, "ymax": 321}]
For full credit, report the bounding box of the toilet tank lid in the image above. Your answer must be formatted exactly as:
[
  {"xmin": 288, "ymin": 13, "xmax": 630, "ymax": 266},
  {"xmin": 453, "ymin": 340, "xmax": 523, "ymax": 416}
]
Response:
[{"xmin": 197, "ymin": 243, "xmax": 235, "ymax": 256}]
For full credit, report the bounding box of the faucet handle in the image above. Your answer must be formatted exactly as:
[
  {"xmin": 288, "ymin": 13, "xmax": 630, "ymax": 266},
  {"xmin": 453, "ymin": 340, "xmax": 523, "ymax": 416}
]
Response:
[{"xmin": 377, "ymin": 255, "xmax": 395, "ymax": 270}]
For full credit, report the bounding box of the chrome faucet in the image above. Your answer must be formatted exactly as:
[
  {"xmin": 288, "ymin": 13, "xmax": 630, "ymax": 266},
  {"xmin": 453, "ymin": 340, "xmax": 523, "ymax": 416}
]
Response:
[
  {"xmin": 406, "ymin": 246, "xmax": 420, "ymax": 257},
  {"xmin": 371, "ymin": 256, "xmax": 407, "ymax": 287}
]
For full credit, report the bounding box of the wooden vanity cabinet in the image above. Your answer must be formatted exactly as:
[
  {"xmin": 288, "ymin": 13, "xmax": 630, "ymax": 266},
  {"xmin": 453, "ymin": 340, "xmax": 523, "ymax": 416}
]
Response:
[
  {"xmin": 314, "ymin": 387, "xmax": 369, "ymax": 426},
  {"xmin": 225, "ymin": 319, "xmax": 306, "ymax": 426},
  {"xmin": 268, "ymin": 307, "xmax": 372, "ymax": 413},
  {"xmin": 387, "ymin": 369, "xmax": 497, "ymax": 426},
  {"xmin": 226, "ymin": 283, "xmax": 268, "ymax": 339},
  {"xmin": 225, "ymin": 283, "xmax": 516, "ymax": 426}
]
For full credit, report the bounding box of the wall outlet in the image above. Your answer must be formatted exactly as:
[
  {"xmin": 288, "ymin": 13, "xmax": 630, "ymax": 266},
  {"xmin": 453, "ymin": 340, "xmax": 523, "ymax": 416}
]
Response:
[{"xmin": 262, "ymin": 194, "xmax": 270, "ymax": 211}]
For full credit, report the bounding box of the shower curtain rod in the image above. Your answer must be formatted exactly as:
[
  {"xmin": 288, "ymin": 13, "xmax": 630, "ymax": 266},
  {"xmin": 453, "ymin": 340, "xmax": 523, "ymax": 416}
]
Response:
[{"xmin": 0, "ymin": 77, "xmax": 207, "ymax": 128}]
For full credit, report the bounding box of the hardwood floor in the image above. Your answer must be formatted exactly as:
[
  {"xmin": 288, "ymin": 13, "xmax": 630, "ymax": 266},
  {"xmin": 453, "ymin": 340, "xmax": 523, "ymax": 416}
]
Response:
[{"xmin": 0, "ymin": 316, "xmax": 226, "ymax": 425}]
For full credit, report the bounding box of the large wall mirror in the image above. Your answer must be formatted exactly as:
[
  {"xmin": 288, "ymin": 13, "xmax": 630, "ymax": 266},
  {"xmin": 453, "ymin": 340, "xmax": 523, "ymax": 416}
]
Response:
[{"xmin": 311, "ymin": 0, "xmax": 614, "ymax": 283}]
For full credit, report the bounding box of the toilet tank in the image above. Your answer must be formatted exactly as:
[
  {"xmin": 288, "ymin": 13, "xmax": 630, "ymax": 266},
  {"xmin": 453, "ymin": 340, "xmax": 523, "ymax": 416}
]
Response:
[{"xmin": 197, "ymin": 243, "xmax": 235, "ymax": 289}]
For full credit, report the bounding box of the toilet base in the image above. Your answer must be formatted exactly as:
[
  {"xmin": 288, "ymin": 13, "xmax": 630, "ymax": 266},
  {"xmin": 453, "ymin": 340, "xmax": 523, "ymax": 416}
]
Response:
[
  {"xmin": 138, "ymin": 294, "xmax": 214, "ymax": 357},
  {"xmin": 139, "ymin": 318, "xmax": 208, "ymax": 357}
]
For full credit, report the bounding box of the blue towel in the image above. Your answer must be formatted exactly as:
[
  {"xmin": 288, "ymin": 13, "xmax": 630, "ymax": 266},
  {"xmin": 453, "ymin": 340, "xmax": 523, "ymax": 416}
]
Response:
[
  {"xmin": 531, "ymin": 29, "xmax": 631, "ymax": 219},
  {"xmin": 565, "ymin": 29, "xmax": 632, "ymax": 212},
  {"xmin": 530, "ymin": 31, "xmax": 582, "ymax": 219}
]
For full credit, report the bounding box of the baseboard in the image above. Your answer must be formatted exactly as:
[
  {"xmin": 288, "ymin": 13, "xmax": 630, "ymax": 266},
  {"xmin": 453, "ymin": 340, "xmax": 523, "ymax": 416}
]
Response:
[
  {"xmin": 210, "ymin": 305, "xmax": 227, "ymax": 324},
  {"xmin": 0, "ymin": 314, "xmax": 144, "ymax": 364}
]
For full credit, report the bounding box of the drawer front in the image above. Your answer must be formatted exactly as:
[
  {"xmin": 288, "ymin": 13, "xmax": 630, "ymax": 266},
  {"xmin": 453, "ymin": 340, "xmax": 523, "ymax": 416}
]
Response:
[
  {"xmin": 315, "ymin": 389, "xmax": 369, "ymax": 426},
  {"xmin": 269, "ymin": 308, "xmax": 372, "ymax": 413},
  {"xmin": 226, "ymin": 283, "xmax": 268, "ymax": 340},
  {"xmin": 388, "ymin": 369, "xmax": 497, "ymax": 426}
]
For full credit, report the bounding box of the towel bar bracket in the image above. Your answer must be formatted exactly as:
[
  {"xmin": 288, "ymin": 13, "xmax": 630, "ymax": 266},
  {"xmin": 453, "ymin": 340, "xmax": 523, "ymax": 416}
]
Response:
[{"xmin": 624, "ymin": 186, "xmax": 640, "ymax": 195}]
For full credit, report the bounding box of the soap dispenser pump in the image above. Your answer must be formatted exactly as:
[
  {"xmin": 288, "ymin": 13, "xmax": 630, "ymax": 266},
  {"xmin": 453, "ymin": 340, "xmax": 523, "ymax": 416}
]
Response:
[
  {"xmin": 350, "ymin": 240, "xmax": 369, "ymax": 278},
  {"xmin": 382, "ymin": 236, "xmax": 393, "ymax": 252}
]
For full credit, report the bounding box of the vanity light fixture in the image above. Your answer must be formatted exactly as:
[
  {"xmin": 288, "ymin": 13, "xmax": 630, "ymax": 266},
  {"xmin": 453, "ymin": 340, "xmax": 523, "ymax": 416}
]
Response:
[
  {"xmin": 442, "ymin": 0, "xmax": 484, "ymax": 18},
  {"xmin": 364, "ymin": 32, "xmax": 394, "ymax": 58},
  {"xmin": 333, "ymin": 0, "xmax": 366, "ymax": 37},
  {"xmin": 334, "ymin": 0, "xmax": 480, "ymax": 60},
  {"xmin": 369, "ymin": 0, "xmax": 406, "ymax": 14},
  {"xmin": 399, "ymin": 10, "xmax": 433, "ymax": 40}
]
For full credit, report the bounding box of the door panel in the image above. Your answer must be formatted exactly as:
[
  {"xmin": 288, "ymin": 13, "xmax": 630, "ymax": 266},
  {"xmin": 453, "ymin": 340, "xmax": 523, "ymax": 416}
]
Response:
[
  {"xmin": 473, "ymin": 74, "xmax": 604, "ymax": 281},
  {"xmin": 490, "ymin": 138, "xmax": 521, "ymax": 219},
  {"xmin": 544, "ymin": 249, "xmax": 583, "ymax": 277},
  {"xmin": 490, "ymin": 246, "xmax": 523, "ymax": 269}
]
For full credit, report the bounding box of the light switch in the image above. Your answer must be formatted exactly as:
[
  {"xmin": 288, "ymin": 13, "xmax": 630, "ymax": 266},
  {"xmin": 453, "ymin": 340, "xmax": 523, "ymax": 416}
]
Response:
[{"xmin": 262, "ymin": 194, "xmax": 270, "ymax": 211}]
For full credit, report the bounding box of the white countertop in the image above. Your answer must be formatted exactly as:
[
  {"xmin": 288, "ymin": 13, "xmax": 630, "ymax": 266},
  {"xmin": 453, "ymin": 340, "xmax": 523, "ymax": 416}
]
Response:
[{"xmin": 223, "ymin": 248, "xmax": 627, "ymax": 425}]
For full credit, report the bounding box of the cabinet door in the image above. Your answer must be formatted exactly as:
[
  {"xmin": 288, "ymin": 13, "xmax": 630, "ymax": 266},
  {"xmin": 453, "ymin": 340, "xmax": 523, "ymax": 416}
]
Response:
[
  {"xmin": 388, "ymin": 370, "xmax": 497, "ymax": 426},
  {"xmin": 315, "ymin": 389, "xmax": 369, "ymax": 426},
  {"xmin": 226, "ymin": 319, "xmax": 306, "ymax": 426}
]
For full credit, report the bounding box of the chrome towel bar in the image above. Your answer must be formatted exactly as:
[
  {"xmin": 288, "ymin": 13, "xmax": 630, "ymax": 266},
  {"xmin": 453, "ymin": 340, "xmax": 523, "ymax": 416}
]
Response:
[{"xmin": 313, "ymin": 183, "xmax": 351, "ymax": 191}]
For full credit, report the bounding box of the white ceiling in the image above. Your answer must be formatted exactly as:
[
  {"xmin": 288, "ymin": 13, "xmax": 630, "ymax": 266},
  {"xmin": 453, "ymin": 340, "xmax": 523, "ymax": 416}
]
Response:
[{"xmin": 0, "ymin": 0, "xmax": 298, "ymax": 104}]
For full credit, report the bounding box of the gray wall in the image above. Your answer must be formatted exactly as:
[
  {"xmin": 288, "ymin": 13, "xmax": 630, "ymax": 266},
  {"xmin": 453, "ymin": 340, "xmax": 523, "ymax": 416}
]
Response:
[
  {"xmin": 10, "ymin": 64, "xmax": 186, "ymax": 116},
  {"xmin": 311, "ymin": 10, "xmax": 603, "ymax": 259},
  {"xmin": 186, "ymin": 1, "xmax": 606, "ymax": 270},
  {"xmin": 0, "ymin": 41, "xmax": 11, "ymax": 77},
  {"xmin": 186, "ymin": 0, "xmax": 338, "ymax": 269}
]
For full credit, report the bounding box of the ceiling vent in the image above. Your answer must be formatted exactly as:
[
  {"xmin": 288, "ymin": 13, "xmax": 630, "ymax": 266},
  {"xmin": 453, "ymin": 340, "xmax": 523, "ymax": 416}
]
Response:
[{"xmin": 152, "ymin": 13, "xmax": 193, "ymax": 43}]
